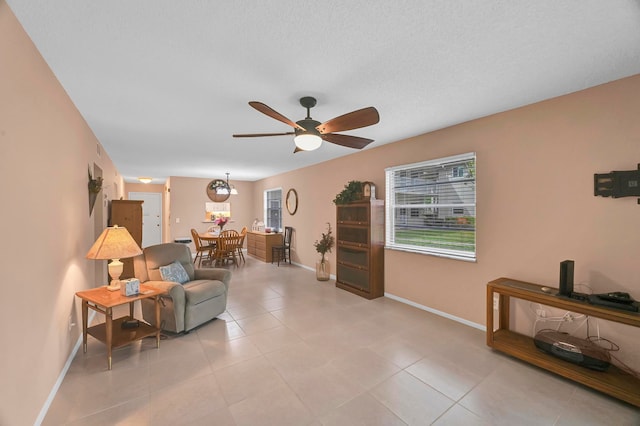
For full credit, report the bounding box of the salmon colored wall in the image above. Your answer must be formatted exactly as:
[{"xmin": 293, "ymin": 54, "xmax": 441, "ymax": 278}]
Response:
[
  {"xmin": 0, "ymin": 2, "xmax": 123, "ymax": 424},
  {"xmin": 167, "ymin": 176, "xmax": 254, "ymax": 252},
  {"xmin": 4, "ymin": 0, "xmax": 640, "ymax": 419},
  {"xmin": 125, "ymin": 182, "xmax": 165, "ymax": 195},
  {"xmin": 252, "ymin": 75, "xmax": 640, "ymax": 369}
]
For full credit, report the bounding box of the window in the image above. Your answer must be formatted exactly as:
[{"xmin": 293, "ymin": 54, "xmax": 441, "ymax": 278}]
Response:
[
  {"xmin": 264, "ymin": 188, "xmax": 282, "ymax": 230},
  {"xmin": 385, "ymin": 152, "xmax": 476, "ymax": 261},
  {"xmin": 452, "ymin": 166, "xmax": 465, "ymax": 178}
]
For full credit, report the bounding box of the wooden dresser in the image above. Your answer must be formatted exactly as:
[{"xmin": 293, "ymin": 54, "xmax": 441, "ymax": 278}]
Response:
[{"xmin": 247, "ymin": 231, "xmax": 283, "ymax": 263}]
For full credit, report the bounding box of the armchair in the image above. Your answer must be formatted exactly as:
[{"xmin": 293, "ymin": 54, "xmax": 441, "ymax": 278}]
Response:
[{"xmin": 133, "ymin": 243, "xmax": 231, "ymax": 333}]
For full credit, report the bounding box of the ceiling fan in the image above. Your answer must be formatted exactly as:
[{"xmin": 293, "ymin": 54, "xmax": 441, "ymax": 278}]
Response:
[{"xmin": 233, "ymin": 96, "xmax": 380, "ymax": 153}]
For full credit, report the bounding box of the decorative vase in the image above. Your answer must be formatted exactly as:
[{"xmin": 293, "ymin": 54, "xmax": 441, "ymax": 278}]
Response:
[{"xmin": 316, "ymin": 259, "xmax": 330, "ymax": 281}]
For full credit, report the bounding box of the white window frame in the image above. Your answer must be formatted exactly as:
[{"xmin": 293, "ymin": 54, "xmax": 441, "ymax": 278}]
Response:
[
  {"xmin": 385, "ymin": 152, "xmax": 476, "ymax": 262},
  {"xmin": 264, "ymin": 188, "xmax": 283, "ymax": 230}
]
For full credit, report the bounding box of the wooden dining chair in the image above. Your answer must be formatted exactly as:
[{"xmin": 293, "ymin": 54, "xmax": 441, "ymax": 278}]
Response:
[
  {"xmin": 271, "ymin": 226, "xmax": 293, "ymax": 266},
  {"xmin": 190, "ymin": 228, "xmax": 213, "ymax": 267},
  {"xmin": 236, "ymin": 226, "xmax": 247, "ymax": 264},
  {"xmin": 214, "ymin": 229, "xmax": 241, "ymax": 266}
]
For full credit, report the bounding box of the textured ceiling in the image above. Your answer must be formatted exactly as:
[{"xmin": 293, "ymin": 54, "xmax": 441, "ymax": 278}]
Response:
[{"xmin": 7, "ymin": 0, "xmax": 640, "ymax": 183}]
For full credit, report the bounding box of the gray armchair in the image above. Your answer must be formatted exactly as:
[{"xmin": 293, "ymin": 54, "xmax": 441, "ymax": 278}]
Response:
[{"xmin": 133, "ymin": 243, "xmax": 231, "ymax": 333}]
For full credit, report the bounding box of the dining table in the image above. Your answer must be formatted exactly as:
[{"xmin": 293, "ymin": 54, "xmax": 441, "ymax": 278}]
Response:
[{"xmin": 198, "ymin": 231, "xmax": 221, "ymax": 244}]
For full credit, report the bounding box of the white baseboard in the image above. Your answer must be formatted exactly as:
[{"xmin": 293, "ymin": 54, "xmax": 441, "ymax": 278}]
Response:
[
  {"xmin": 384, "ymin": 292, "xmax": 485, "ymax": 331},
  {"xmin": 35, "ymin": 311, "xmax": 96, "ymax": 426}
]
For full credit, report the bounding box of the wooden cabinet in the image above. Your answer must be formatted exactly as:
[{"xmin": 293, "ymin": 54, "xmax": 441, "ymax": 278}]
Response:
[
  {"xmin": 487, "ymin": 277, "xmax": 640, "ymax": 407},
  {"xmin": 335, "ymin": 200, "xmax": 384, "ymax": 299},
  {"xmin": 247, "ymin": 231, "xmax": 283, "ymax": 263},
  {"xmin": 109, "ymin": 200, "xmax": 143, "ymax": 280}
]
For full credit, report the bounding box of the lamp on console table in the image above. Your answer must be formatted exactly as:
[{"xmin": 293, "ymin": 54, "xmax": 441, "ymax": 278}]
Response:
[{"xmin": 86, "ymin": 225, "xmax": 143, "ymax": 291}]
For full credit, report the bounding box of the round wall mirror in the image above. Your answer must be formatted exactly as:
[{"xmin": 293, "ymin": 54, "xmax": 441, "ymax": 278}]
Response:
[
  {"xmin": 286, "ymin": 188, "xmax": 298, "ymax": 215},
  {"xmin": 206, "ymin": 179, "xmax": 231, "ymax": 202}
]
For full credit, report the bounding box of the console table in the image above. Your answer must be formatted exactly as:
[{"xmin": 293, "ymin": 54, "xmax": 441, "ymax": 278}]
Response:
[
  {"xmin": 76, "ymin": 284, "xmax": 162, "ymax": 370},
  {"xmin": 487, "ymin": 277, "xmax": 640, "ymax": 407}
]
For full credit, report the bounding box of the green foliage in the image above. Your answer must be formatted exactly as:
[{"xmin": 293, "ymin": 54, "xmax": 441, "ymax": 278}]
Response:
[
  {"xmin": 314, "ymin": 222, "xmax": 335, "ymax": 262},
  {"xmin": 88, "ymin": 168, "xmax": 103, "ymax": 194},
  {"xmin": 332, "ymin": 180, "xmax": 363, "ymax": 205}
]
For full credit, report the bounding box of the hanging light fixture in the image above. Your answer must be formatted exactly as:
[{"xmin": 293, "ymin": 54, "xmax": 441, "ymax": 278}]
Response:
[{"xmin": 225, "ymin": 172, "xmax": 239, "ymax": 195}]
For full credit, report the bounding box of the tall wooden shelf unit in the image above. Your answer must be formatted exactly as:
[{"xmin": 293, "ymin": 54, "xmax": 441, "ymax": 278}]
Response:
[
  {"xmin": 335, "ymin": 200, "xmax": 384, "ymax": 299},
  {"xmin": 109, "ymin": 200, "xmax": 143, "ymax": 280},
  {"xmin": 487, "ymin": 277, "xmax": 640, "ymax": 407}
]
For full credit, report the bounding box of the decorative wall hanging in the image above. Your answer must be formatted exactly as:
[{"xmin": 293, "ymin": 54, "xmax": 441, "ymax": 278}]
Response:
[
  {"xmin": 286, "ymin": 188, "xmax": 298, "ymax": 215},
  {"xmin": 88, "ymin": 168, "xmax": 103, "ymax": 215},
  {"xmin": 206, "ymin": 179, "xmax": 231, "ymax": 202},
  {"xmin": 594, "ymin": 164, "xmax": 640, "ymax": 204}
]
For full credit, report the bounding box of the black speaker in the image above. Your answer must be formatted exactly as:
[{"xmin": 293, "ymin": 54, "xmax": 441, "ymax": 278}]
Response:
[{"xmin": 559, "ymin": 260, "xmax": 574, "ymax": 296}]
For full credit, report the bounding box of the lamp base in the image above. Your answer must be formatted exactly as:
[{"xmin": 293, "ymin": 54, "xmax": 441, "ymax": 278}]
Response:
[{"xmin": 106, "ymin": 281, "xmax": 121, "ymax": 291}]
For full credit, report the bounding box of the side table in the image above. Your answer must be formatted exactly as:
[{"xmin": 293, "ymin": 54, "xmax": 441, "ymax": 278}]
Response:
[{"xmin": 75, "ymin": 284, "xmax": 162, "ymax": 370}]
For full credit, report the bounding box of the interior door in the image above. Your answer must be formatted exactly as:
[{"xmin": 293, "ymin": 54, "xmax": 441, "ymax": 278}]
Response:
[{"xmin": 128, "ymin": 192, "xmax": 162, "ymax": 248}]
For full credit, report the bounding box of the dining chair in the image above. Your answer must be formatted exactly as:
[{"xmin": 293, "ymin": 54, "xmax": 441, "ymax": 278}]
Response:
[
  {"xmin": 215, "ymin": 229, "xmax": 241, "ymax": 266},
  {"xmin": 190, "ymin": 228, "xmax": 214, "ymax": 267},
  {"xmin": 236, "ymin": 227, "xmax": 247, "ymax": 264},
  {"xmin": 271, "ymin": 226, "xmax": 293, "ymax": 266}
]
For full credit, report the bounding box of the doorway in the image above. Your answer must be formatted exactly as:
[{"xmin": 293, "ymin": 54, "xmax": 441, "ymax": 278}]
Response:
[{"xmin": 128, "ymin": 192, "xmax": 162, "ymax": 248}]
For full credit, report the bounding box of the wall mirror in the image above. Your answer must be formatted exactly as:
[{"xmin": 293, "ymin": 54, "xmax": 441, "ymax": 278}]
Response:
[{"xmin": 286, "ymin": 188, "xmax": 298, "ymax": 215}]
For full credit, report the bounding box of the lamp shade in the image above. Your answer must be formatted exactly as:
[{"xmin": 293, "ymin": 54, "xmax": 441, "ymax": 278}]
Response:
[
  {"xmin": 294, "ymin": 134, "xmax": 322, "ymax": 151},
  {"xmin": 86, "ymin": 225, "xmax": 143, "ymax": 260}
]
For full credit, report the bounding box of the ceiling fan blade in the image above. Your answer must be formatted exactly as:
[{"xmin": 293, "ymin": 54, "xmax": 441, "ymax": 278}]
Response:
[
  {"xmin": 249, "ymin": 101, "xmax": 305, "ymax": 131},
  {"xmin": 233, "ymin": 132, "xmax": 295, "ymax": 138},
  {"xmin": 316, "ymin": 107, "xmax": 379, "ymax": 134},
  {"xmin": 322, "ymin": 133, "xmax": 374, "ymax": 149}
]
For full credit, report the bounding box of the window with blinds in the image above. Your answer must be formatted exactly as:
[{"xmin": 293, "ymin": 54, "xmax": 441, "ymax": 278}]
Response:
[
  {"xmin": 385, "ymin": 152, "xmax": 476, "ymax": 261},
  {"xmin": 264, "ymin": 188, "xmax": 282, "ymax": 230}
]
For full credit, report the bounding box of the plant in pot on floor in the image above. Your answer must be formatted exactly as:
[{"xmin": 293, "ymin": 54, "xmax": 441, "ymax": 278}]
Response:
[{"xmin": 314, "ymin": 223, "xmax": 335, "ymax": 281}]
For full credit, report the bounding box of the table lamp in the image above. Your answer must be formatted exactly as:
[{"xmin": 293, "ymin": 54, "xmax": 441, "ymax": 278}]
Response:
[{"xmin": 86, "ymin": 225, "xmax": 143, "ymax": 291}]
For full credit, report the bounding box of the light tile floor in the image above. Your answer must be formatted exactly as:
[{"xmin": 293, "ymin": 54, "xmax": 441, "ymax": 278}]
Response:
[{"xmin": 44, "ymin": 257, "xmax": 640, "ymax": 425}]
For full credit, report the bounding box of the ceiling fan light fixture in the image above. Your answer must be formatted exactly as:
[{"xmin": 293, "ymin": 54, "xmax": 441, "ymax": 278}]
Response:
[{"xmin": 294, "ymin": 133, "xmax": 322, "ymax": 151}]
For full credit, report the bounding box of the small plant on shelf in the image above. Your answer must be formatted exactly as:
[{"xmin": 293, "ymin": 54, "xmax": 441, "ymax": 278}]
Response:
[{"xmin": 332, "ymin": 180, "xmax": 363, "ymax": 205}]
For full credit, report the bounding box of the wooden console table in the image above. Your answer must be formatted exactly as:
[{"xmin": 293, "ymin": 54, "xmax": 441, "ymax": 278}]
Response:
[
  {"xmin": 487, "ymin": 277, "xmax": 640, "ymax": 407},
  {"xmin": 76, "ymin": 284, "xmax": 162, "ymax": 370}
]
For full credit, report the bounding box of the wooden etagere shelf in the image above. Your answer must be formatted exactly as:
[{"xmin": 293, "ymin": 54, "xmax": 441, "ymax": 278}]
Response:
[
  {"xmin": 487, "ymin": 277, "xmax": 640, "ymax": 407},
  {"xmin": 335, "ymin": 200, "xmax": 384, "ymax": 299}
]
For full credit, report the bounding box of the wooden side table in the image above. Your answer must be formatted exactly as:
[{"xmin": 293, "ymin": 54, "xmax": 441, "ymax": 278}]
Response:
[
  {"xmin": 75, "ymin": 284, "xmax": 162, "ymax": 370},
  {"xmin": 487, "ymin": 277, "xmax": 640, "ymax": 407}
]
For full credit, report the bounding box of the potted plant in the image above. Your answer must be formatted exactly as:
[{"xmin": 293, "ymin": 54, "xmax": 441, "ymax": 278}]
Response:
[
  {"xmin": 313, "ymin": 222, "xmax": 335, "ymax": 281},
  {"xmin": 332, "ymin": 180, "xmax": 363, "ymax": 205}
]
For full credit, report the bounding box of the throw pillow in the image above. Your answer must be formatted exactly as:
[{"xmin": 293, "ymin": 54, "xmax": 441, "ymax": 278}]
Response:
[{"xmin": 159, "ymin": 260, "xmax": 190, "ymax": 284}]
